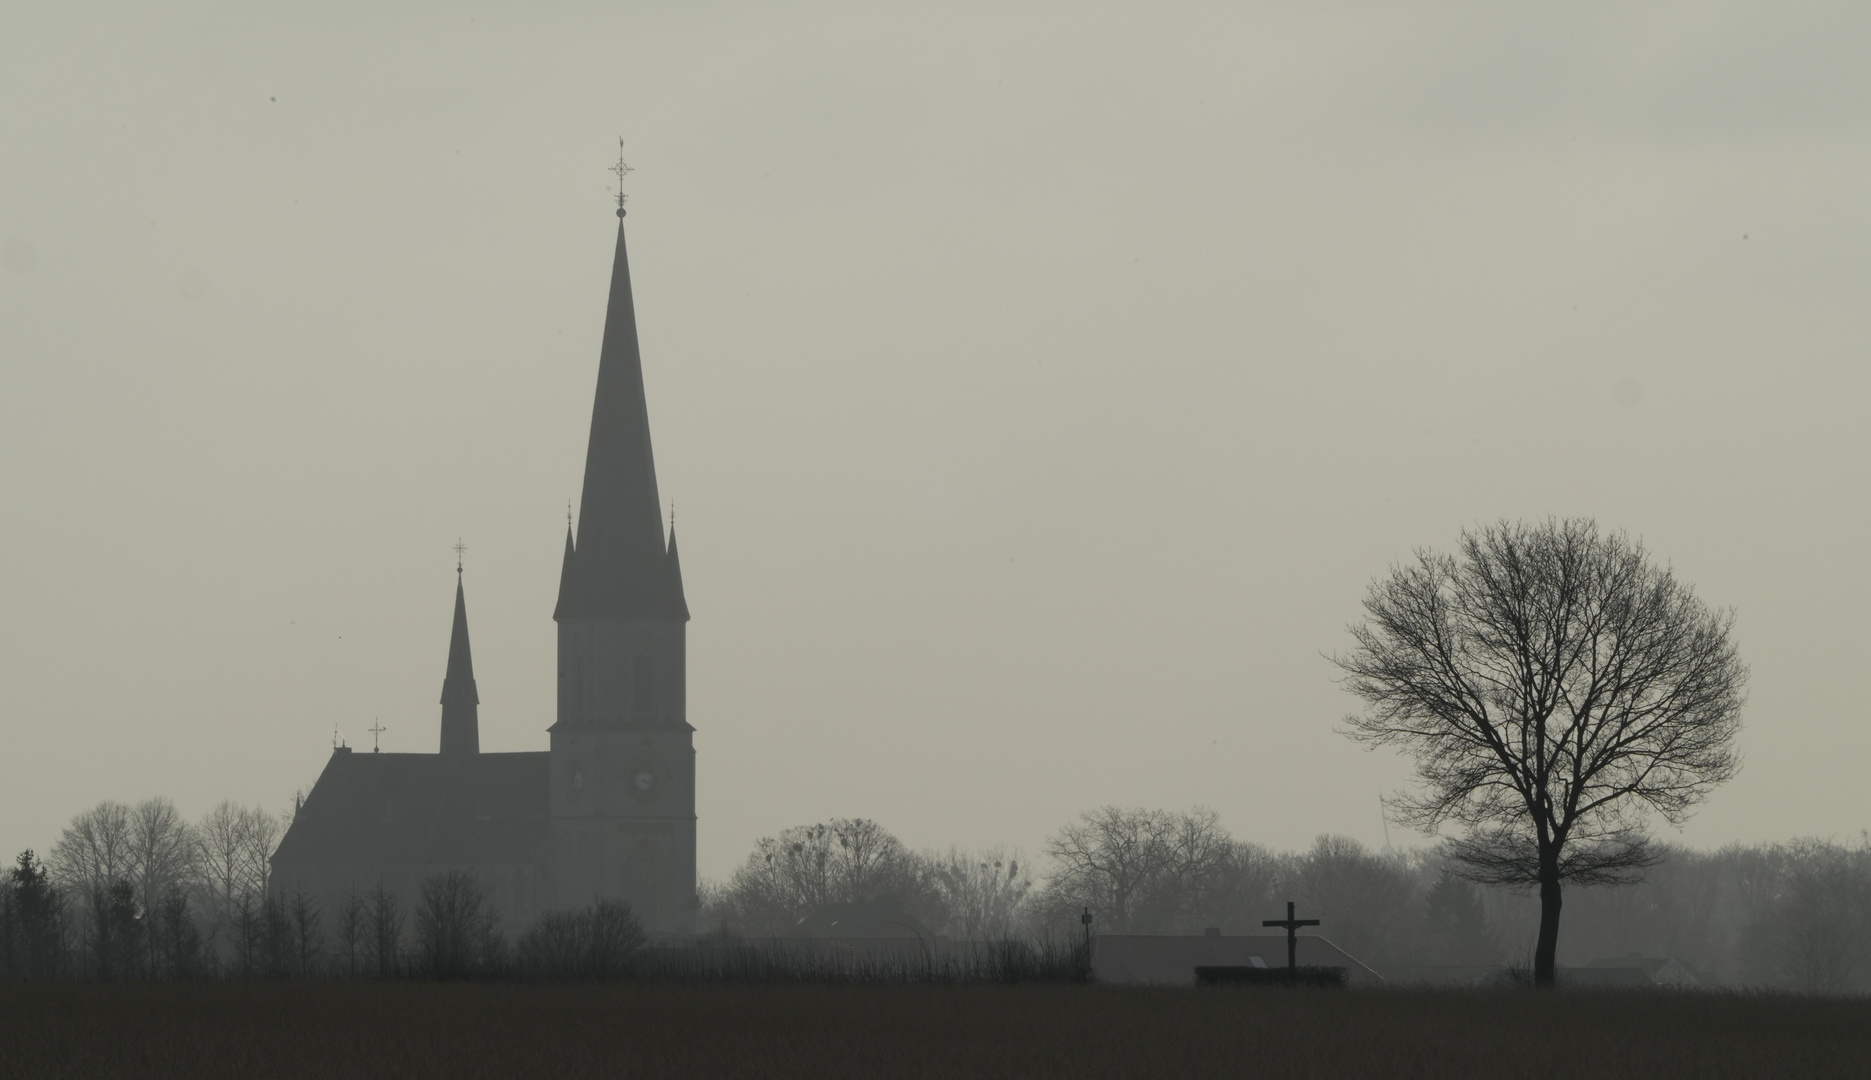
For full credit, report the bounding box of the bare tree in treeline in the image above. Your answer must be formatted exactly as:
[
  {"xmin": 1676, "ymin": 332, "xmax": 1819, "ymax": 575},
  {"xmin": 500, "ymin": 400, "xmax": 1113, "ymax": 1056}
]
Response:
[
  {"xmin": 197, "ymin": 801, "xmax": 277, "ymax": 940},
  {"xmin": 415, "ymin": 871, "xmax": 505, "ymax": 978},
  {"xmin": 1335, "ymin": 519, "xmax": 1747, "ymax": 987},
  {"xmin": 364, "ymin": 881, "xmax": 405, "ymax": 978},
  {"xmin": 517, "ymin": 899, "xmax": 646, "ymax": 979},
  {"xmin": 86, "ymin": 880, "xmax": 142, "ymax": 980},
  {"xmin": 932, "ymin": 847, "xmax": 1033, "ymax": 941},
  {"xmin": 1422, "ymin": 870, "xmax": 1500, "ymax": 967},
  {"xmin": 711, "ymin": 819, "xmax": 947, "ymax": 937},
  {"xmin": 29, "ymin": 796, "xmax": 282, "ymax": 978},
  {"xmin": 50, "ymin": 802, "xmax": 135, "ymax": 901},
  {"xmin": 149, "ymin": 886, "xmax": 206, "ymax": 979},
  {"xmin": 1735, "ymin": 838, "xmax": 1871, "ymax": 994},
  {"xmin": 1042, "ymin": 807, "xmax": 1283, "ymax": 936}
]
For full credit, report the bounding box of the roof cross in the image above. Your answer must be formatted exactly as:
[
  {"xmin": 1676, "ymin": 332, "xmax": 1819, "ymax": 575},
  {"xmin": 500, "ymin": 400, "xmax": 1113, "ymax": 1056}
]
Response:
[
  {"xmin": 1262, "ymin": 900, "xmax": 1322, "ymax": 976},
  {"xmin": 367, "ymin": 718, "xmax": 387, "ymax": 754},
  {"xmin": 453, "ymin": 538, "xmax": 467, "ymax": 575}
]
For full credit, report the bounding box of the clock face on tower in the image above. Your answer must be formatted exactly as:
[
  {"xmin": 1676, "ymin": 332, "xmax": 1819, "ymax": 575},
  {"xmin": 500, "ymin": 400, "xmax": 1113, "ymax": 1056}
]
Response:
[{"xmin": 626, "ymin": 764, "xmax": 658, "ymax": 805}]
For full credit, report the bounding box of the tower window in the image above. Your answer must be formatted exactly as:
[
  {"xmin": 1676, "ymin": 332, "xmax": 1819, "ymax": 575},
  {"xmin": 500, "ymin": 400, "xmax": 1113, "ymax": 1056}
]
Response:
[{"xmin": 631, "ymin": 654, "xmax": 657, "ymax": 717}]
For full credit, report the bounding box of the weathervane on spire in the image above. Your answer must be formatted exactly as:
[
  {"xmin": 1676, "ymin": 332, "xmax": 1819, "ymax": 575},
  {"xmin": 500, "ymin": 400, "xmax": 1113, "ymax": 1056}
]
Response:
[
  {"xmin": 454, "ymin": 538, "xmax": 467, "ymax": 576},
  {"xmin": 609, "ymin": 138, "xmax": 634, "ymax": 218}
]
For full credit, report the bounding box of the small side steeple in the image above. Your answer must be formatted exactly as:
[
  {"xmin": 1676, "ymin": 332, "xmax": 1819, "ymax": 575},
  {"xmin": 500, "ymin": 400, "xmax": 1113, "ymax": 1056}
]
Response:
[
  {"xmin": 440, "ymin": 543, "xmax": 480, "ymax": 754},
  {"xmin": 665, "ymin": 515, "xmax": 689, "ymax": 621},
  {"xmin": 553, "ymin": 508, "xmax": 578, "ymax": 620}
]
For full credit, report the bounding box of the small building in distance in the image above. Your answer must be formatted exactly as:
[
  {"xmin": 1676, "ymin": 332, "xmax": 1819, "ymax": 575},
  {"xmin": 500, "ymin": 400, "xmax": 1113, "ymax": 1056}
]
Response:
[{"xmin": 1093, "ymin": 931, "xmax": 1386, "ymax": 987}]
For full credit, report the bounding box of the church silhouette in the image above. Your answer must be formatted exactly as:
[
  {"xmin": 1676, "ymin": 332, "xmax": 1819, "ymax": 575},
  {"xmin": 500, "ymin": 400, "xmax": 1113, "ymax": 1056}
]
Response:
[{"xmin": 271, "ymin": 202, "xmax": 697, "ymax": 938}]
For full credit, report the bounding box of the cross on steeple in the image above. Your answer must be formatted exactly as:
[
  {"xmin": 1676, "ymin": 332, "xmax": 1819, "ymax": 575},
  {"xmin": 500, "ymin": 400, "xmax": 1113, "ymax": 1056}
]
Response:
[
  {"xmin": 609, "ymin": 139, "xmax": 634, "ymax": 217},
  {"xmin": 1262, "ymin": 900, "xmax": 1321, "ymax": 976},
  {"xmin": 368, "ymin": 718, "xmax": 387, "ymax": 753},
  {"xmin": 454, "ymin": 538, "xmax": 467, "ymax": 575}
]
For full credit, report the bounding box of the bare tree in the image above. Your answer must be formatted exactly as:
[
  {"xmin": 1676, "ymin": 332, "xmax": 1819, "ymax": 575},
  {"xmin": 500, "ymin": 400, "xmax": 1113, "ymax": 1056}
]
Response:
[
  {"xmin": 1291, "ymin": 836, "xmax": 1418, "ymax": 965},
  {"xmin": 87, "ymin": 880, "xmax": 142, "ymax": 980},
  {"xmin": 716, "ymin": 819, "xmax": 944, "ymax": 935},
  {"xmin": 933, "ymin": 847, "xmax": 1033, "ymax": 940},
  {"xmin": 127, "ymin": 798, "xmax": 196, "ymax": 919},
  {"xmin": 336, "ymin": 885, "xmax": 364, "ymax": 979},
  {"xmin": 414, "ymin": 870, "xmax": 503, "ymax": 978},
  {"xmin": 1335, "ymin": 518, "xmax": 1746, "ymax": 987},
  {"xmin": 288, "ymin": 892, "xmax": 325, "ymax": 977},
  {"xmin": 1421, "ymin": 869, "xmax": 1501, "ymax": 967},
  {"xmin": 150, "ymin": 886, "xmax": 205, "ymax": 980},
  {"xmin": 1197, "ymin": 841, "xmax": 1283, "ymax": 933},
  {"xmin": 1758, "ymin": 840, "xmax": 1871, "ymax": 994},
  {"xmin": 196, "ymin": 802, "xmax": 276, "ymax": 932},
  {"xmin": 50, "ymin": 802, "xmax": 134, "ymax": 897},
  {"xmin": 516, "ymin": 899, "xmax": 645, "ymax": 979},
  {"xmin": 364, "ymin": 881, "xmax": 404, "ymax": 978},
  {"xmin": 1044, "ymin": 807, "xmax": 1174, "ymax": 932},
  {"xmin": 1136, "ymin": 808, "xmax": 1234, "ymax": 932}
]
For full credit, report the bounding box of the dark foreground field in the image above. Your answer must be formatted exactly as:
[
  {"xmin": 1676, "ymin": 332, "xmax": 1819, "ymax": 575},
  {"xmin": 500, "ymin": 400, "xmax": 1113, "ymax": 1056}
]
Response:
[{"xmin": 3, "ymin": 982, "xmax": 1866, "ymax": 1079}]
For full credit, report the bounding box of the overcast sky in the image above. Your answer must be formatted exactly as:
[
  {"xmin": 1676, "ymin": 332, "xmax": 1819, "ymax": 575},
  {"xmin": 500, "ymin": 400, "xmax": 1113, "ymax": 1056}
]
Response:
[{"xmin": 3, "ymin": 1, "xmax": 1868, "ymax": 881}]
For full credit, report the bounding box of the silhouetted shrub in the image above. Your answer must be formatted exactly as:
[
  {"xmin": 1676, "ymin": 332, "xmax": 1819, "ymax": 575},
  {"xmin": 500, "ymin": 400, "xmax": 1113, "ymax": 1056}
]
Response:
[
  {"xmin": 414, "ymin": 871, "xmax": 504, "ymax": 979},
  {"xmin": 517, "ymin": 899, "xmax": 645, "ymax": 979}
]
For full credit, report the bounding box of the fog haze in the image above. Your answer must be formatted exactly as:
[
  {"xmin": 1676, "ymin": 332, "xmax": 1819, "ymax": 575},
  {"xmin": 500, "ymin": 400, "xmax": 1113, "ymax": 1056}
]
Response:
[{"xmin": 3, "ymin": 1, "xmax": 1867, "ymax": 879}]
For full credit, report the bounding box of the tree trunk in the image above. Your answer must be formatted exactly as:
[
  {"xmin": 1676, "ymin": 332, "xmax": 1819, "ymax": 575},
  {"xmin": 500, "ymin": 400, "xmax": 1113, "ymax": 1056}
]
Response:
[{"xmin": 1533, "ymin": 862, "xmax": 1562, "ymax": 989}]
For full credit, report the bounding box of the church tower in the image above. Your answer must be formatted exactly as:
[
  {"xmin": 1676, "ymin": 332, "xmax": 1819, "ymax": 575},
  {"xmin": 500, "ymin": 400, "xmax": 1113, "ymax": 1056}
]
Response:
[{"xmin": 548, "ymin": 197, "xmax": 696, "ymax": 936}]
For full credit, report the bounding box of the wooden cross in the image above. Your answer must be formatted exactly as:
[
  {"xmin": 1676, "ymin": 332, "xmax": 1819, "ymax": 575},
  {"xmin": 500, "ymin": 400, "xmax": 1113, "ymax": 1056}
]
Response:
[
  {"xmin": 1262, "ymin": 900, "xmax": 1320, "ymax": 975},
  {"xmin": 368, "ymin": 718, "xmax": 387, "ymax": 753}
]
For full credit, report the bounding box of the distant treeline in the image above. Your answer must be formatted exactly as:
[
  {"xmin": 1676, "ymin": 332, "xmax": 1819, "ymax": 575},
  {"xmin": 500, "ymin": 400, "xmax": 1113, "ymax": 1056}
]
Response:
[
  {"xmin": 703, "ymin": 809, "xmax": 1871, "ymax": 993},
  {"xmin": 4, "ymin": 798, "xmax": 1868, "ymax": 992},
  {"xmin": 0, "ymin": 799, "xmax": 663, "ymax": 982}
]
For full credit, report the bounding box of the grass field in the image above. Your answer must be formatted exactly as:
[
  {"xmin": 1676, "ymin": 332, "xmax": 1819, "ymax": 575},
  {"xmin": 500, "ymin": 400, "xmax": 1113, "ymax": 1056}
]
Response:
[{"xmin": 3, "ymin": 982, "xmax": 1866, "ymax": 1079}]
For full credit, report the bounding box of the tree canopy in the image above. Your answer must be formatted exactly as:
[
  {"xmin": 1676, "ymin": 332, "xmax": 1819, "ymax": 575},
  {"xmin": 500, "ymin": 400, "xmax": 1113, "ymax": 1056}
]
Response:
[{"xmin": 1335, "ymin": 518, "xmax": 1746, "ymax": 985}]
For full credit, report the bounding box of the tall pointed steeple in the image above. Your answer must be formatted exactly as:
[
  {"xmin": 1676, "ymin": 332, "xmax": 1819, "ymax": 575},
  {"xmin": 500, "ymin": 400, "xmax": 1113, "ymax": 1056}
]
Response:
[
  {"xmin": 545, "ymin": 167, "xmax": 699, "ymax": 938},
  {"xmin": 439, "ymin": 562, "xmax": 480, "ymax": 754},
  {"xmin": 556, "ymin": 215, "xmax": 688, "ymax": 622}
]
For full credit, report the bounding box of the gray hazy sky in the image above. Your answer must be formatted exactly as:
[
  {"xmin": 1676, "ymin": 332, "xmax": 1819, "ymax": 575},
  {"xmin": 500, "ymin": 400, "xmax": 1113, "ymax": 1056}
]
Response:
[{"xmin": 3, "ymin": 2, "xmax": 1868, "ymax": 880}]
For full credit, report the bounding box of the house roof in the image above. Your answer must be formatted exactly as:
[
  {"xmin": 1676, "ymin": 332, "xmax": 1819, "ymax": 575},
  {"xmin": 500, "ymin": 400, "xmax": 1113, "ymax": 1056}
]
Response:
[
  {"xmin": 271, "ymin": 748, "xmax": 549, "ymax": 869},
  {"xmin": 793, "ymin": 897, "xmax": 938, "ymax": 941},
  {"xmin": 1093, "ymin": 934, "xmax": 1386, "ymax": 986}
]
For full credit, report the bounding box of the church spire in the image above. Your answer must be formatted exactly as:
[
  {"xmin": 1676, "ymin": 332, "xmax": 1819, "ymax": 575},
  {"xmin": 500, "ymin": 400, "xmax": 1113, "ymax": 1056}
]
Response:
[
  {"xmin": 440, "ymin": 552, "xmax": 480, "ymax": 754},
  {"xmin": 555, "ymin": 208, "xmax": 688, "ymax": 622}
]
